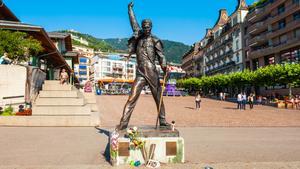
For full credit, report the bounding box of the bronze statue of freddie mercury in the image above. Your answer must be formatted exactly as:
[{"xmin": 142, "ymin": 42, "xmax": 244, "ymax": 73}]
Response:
[{"xmin": 116, "ymin": 2, "xmax": 170, "ymax": 130}]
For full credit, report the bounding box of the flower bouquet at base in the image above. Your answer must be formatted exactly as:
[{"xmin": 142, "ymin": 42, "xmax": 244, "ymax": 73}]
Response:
[{"xmin": 126, "ymin": 127, "xmax": 145, "ymax": 150}]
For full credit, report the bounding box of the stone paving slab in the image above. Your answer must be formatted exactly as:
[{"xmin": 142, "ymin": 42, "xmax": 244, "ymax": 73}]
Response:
[
  {"xmin": 1, "ymin": 127, "xmax": 300, "ymax": 168},
  {"xmin": 2, "ymin": 162, "xmax": 300, "ymax": 169}
]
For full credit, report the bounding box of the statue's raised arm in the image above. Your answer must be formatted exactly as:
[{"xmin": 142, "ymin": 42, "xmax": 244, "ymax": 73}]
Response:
[{"xmin": 128, "ymin": 2, "xmax": 141, "ymax": 33}]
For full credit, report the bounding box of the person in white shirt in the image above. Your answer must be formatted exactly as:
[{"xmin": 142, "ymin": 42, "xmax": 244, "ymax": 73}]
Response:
[
  {"xmin": 220, "ymin": 92, "xmax": 223, "ymax": 101},
  {"xmin": 242, "ymin": 93, "xmax": 247, "ymax": 110},
  {"xmin": 237, "ymin": 93, "xmax": 242, "ymax": 110},
  {"xmin": 195, "ymin": 92, "xmax": 201, "ymax": 110}
]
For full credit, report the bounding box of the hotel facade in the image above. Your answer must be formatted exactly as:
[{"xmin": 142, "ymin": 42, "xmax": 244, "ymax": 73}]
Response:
[
  {"xmin": 182, "ymin": 0, "xmax": 249, "ymax": 77},
  {"xmin": 243, "ymin": 0, "xmax": 300, "ymax": 70}
]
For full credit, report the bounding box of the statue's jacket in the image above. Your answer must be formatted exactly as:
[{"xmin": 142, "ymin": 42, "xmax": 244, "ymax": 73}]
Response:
[{"xmin": 128, "ymin": 32, "xmax": 166, "ymax": 89}]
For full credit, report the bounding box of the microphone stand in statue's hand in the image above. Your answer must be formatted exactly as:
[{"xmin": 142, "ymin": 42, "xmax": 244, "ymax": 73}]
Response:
[{"xmin": 155, "ymin": 67, "xmax": 168, "ymax": 129}]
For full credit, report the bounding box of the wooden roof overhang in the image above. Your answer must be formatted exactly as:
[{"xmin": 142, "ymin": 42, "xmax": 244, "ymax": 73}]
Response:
[
  {"xmin": 0, "ymin": 20, "xmax": 71, "ymax": 72},
  {"xmin": 0, "ymin": 3, "xmax": 20, "ymax": 22}
]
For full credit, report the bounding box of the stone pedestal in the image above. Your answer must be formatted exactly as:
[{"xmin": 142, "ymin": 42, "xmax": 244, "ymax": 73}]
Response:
[{"xmin": 110, "ymin": 127, "xmax": 184, "ymax": 166}]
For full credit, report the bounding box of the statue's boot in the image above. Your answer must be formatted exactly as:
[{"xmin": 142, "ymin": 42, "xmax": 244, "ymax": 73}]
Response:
[{"xmin": 159, "ymin": 119, "xmax": 171, "ymax": 129}]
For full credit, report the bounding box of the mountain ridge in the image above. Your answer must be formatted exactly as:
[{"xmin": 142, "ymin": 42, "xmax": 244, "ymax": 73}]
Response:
[{"xmin": 57, "ymin": 30, "xmax": 191, "ymax": 64}]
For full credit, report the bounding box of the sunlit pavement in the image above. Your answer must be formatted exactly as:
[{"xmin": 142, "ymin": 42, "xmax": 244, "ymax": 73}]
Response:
[{"xmin": 1, "ymin": 127, "xmax": 300, "ymax": 168}]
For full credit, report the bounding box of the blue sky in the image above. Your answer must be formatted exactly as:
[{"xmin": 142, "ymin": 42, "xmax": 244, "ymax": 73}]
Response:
[{"xmin": 5, "ymin": 0, "xmax": 256, "ymax": 45}]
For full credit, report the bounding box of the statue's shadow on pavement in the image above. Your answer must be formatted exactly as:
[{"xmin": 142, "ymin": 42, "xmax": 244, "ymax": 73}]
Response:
[{"xmin": 95, "ymin": 127, "xmax": 111, "ymax": 163}]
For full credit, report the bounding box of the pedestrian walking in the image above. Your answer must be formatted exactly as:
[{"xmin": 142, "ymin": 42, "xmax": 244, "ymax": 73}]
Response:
[
  {"xmin": 295, "ymin": 96, "xmax": 300, "ymax": 110},
  {"xmin": 248, "ymin": 93, "xmax": 255, "ymax": 109},
  {"xmin": 195, "ymin": 92, "xmax": 201, "ymax": 110},
  {"xmin": 237, "ymin": 93, "xmax": 242, "ymax": 110},
  {"xmin": 242, "ymin": 93, "xmax": 247, "ymax": 110},
  {"xmin": 220, "ymin": 92, "xmax": 223, "ymax": 101},
  {"xmin": 59, "ymin": 68, "xmax": 69, "ymax": 85}
]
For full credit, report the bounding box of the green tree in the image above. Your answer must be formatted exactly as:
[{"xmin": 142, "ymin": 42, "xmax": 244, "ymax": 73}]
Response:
[
  {"xmin": 178, "ymin": 63, "xmax": 300, "ymax": 96},
  {"xmin": 0, "ymin": 30, "xmax": 43, "ymax": 64}
]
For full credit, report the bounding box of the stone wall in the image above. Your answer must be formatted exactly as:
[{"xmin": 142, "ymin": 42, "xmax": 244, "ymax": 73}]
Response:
[
  {"xmin": 0, "ymin": 65, "xmax": 26, "ymax": 106},
  {"xmin": 0, "ymin": 65, "xmax": 46, "ymax": 107}
]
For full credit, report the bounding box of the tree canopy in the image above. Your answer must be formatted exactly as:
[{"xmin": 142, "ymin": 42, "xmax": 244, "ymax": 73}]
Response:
[
  {"xmin": 177, "ymin": 63, "xmax": 300, "ymax": 92},
  {"xmin": 0, "ymin": 30, "xmax": 43, "ymax": 64}
]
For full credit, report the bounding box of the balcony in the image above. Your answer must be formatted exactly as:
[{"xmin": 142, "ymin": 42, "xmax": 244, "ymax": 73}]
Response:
[
  {"xmin": 248, "ymin": 0, "xmax": 286, "ymax": 23},
  {"xmin": 268, "ymin": 3, "xmax": 300, "ymax": 24},
  {"xmin": 205, "ymin": 38, "xmax": 233, "ymax": 57},
  {"xmin": 248, "ymin": 33, "xmax": 268, "ymax": 47},
  {"xmin": 249, "ymin": 36, "xmax": 300, "ymax": 59},
  {"xmin": 248, "ymin": 5, "xmax": 268, "ymax": 22},
  {"xmin": 112, "ymin": 71, "xmax": 123, "ymax": 75},
  {"xmin": 268, "ymin": 20, "xmax": 300, "ymax": 39},
  {"xmin": 205, "ymin": 61, "xmax": 236, "ymax": 75},
  {"xmin": 248, "ymin": 20, "xmax": 268, "ymax": 35},
  {"xmin": 206, "ymin": 50, "xmax": 233, "ymax": 65}
]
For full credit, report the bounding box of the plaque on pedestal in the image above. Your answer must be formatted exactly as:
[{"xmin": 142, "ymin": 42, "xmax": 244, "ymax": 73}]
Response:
[{"xmin": 109, "ymin": 127, "xmax": 184, "ymax": 166}]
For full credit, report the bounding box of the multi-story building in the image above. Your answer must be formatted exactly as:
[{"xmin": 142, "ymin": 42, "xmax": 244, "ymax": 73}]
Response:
[
  {"xmin": 243, "ymin": 0, "xmax": 300, "ymax": 70},
  {"xmin": 181, "ymin": 46, "xmax": 195, "ymax": 77},
  {"xmin": 193, "ymin": 41, "xmax": 205, "ymax": 77},
  {"xmin": 93, "ymin": 54, "xmax": 136, "ymax": 83},
  {"xmin": 74, "ymin": 57, "xmax": 90, "ymax": 84},
  {"xmin": 203, "ymin": 0, "xmax": 248, "ymax": 76}
]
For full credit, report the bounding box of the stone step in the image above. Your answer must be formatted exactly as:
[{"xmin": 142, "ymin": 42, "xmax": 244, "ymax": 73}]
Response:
[
  {"xmin": 32, "ymin": 105, "xmax": 91, "ymax": 116},
  {"xmin": 0, "ymin": 115, "xmax": 98, "ymax": 126},
  {"xmin": 85, "ymin": 97, "xmax": 96, "ymax": 104},
  {"xmin": 42, "ymin": 84, "xmax": 73, "ymax": 91},
  {"xmin": 83, "ymin": 92, "xmax": 96, "ymax": 97},
  {"xmin": 39, "ymin": 90, "xmax": 78, "ymax": 98},
  {"xmin": 44, "ymin": 80, "xmax": 61, "ymax": 85},
  {"xmin": 88, "ymin": 103, "xmax": 98, "ymax": 112},
  {"xmin": 35, "ymin": 98, "xmax": 85, "ymax": 106}
]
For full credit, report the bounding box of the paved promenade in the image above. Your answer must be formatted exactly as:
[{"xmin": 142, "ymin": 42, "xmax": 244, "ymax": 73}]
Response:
[
  {"xmin": 97, "ymin": 95, "xmax": 300, "ymax": 127},
  {"xmin": 1, "ymin": 127, "xmax": 300, "ymax": 168},
  {"xmin": 1, "ymin": 96, "xmax": 300, "ymax": 168}
]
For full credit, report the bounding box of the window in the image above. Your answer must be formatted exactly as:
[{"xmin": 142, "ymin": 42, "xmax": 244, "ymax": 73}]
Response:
[
  {"xmin": 279, "ymin": 34, "xmax": 287, "ymax": 44},
  {"xmin": 252, "ymin": 59, "xmax": 259, "ymax": 70},
  {"xmin": 278, "ymin": 4, "xmax": 285, "ymax": 15},
  {"xmin": 244, "ymin": 27, "xmax": 248, "ymax": 34},
  {"xmin": 232, "ymin": 16, "xmax": 238, "ymax": 26},
  {"xmin": 278, "ymin": 19, "xmax": 286, "ymax": 29},
  {"xmin": 79, "ymin": 58, "xmax": 88, "ymax": 63},
  {"xmin": 294, "ymin": 12, "xmax": 300, "ymax": 20},
  {"xmin": 103, "ymin": 61, "xmax": 111, "ymax": 66},
  {"xmin": 236, "ymin": 40, "xmax": 239, "ymax": 50},
  {"xmin": 103, "ymin": 67, "xmax": 111, "ymax": 72},
  {"xmin": 236, "ymin": 54, "xmax": 240, "ymax": 62},
  {"xmin": 79, "ymin": 71, "xmax": 87, "ymax": 75},
  {"xmin": 79, "ymin": 65, "xmax": 87, "ymax": 69},
  {"xmin": 79, "ymin": 78, "xmax": 87, "ymax": 81},
  {"xmin": 294, "ymin": 28, "xmax": 300, "ymax": 38},
  {"xmin": 280, "ymin": 49, "xmax": 300, "ymax": 63}
]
